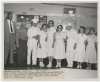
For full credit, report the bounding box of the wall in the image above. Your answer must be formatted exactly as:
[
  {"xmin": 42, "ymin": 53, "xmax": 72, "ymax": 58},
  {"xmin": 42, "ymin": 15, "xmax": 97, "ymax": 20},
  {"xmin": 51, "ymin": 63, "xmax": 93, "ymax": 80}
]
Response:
[{"xmin": 4, "ymin": 3, "xmax": 97, "ymax": 29}]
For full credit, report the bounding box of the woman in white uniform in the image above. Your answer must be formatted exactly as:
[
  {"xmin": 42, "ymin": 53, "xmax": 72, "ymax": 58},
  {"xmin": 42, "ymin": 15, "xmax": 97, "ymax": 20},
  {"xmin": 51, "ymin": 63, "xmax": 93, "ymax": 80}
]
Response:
[
  {"xmin": 37, "ymin": 24, "xmax": 48, "ymax": 67},
  {"xmin": 75, "ymin": 26, "xmax": 87, "ymax": 69},
  {"xmin": 86, "ymin": 28, "xmax": 97, "ymax": 69},
  {"xmin": 47, "ymin": 20, "xmax": 56, "ymax": 67},
  {"xmin": 65, "ymin": 24, "xmax": 78, "ymax": 68},
  {"xmin": 53, "ymin": 25, "xmax": 66, "ymax": 68},
  {"xmin": 27, "ymin": 21, "xmax": 40, "ymax": 66}
]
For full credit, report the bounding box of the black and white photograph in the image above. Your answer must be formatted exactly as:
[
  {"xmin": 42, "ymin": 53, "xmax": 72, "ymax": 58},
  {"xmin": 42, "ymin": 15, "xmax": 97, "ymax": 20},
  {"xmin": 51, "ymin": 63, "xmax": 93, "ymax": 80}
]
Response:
[{"xmin": 3, "ymin": 2, "xmax": 98, "ymax": 80}]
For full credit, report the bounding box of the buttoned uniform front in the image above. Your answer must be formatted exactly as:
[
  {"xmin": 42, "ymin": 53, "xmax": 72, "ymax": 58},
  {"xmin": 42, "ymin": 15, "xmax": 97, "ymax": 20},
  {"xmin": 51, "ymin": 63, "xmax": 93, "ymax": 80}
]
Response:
[
  {"xmin": 27, "ymin": 26, "xmax": 40, "ymax": 65},
  {"xmin": 65, "ymin": 29, "xmax": 78, "ymax": 67}
]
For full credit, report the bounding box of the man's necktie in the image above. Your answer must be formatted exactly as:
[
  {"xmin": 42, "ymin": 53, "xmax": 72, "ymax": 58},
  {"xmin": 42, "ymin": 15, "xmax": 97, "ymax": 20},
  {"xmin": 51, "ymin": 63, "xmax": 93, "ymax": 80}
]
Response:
[{"xmin": 10, "ymin": 20, "xmax": 13, "ymax": 33}]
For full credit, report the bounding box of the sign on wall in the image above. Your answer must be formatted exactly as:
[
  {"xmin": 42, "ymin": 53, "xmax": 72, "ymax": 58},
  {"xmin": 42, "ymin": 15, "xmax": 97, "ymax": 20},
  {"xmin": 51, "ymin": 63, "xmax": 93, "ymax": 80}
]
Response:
[{"xmin": 64, "ymin": 8, "xmax": 76, "ymax": 14}]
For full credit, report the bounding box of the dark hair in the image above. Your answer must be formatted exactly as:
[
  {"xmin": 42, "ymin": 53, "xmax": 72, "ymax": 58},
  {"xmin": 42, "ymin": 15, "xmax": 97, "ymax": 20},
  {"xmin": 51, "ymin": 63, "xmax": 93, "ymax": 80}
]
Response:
[
  {"xmin": 48, "ymin": 20, "xmax": 54, "ymax": 25},
  {"xmin": 78, "ymin": 26, "xmax": 86, "ymax": 33},
  {"xmin": 56, "ymin": 25, "xmax": 63, "ymax": 32},
  {"xmin": 40, "ymin": 24, "xmax": 47, "ymax": 30},
  {"xmin": 89, "ymin": 27, "xmax": 95, "ymax": 33},
  {"xmin": 6, "ymin": 12, "xmax": 12, "ymax": 19}
]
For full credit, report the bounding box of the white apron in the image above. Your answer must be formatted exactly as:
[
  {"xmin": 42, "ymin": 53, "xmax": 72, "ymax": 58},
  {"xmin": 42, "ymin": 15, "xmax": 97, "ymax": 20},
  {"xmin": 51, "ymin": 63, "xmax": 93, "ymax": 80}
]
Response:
[
  {"xmin": 75, "ymin": 34, "xmax": 87, "ymax": 62},
  {"xmin": 66, "ymin": 29, "xmax": 78, "ymax": 61},
  {"xmin": 47, "ymin": 27, "xmax": 56, "ymax": 57},
  {"xmin": 54, "ymin": 32, "xmax": 66, "ymax": 59},
  {"xmin": 37, "ymin": 31, "xmax": 47, "ymax": 58}
]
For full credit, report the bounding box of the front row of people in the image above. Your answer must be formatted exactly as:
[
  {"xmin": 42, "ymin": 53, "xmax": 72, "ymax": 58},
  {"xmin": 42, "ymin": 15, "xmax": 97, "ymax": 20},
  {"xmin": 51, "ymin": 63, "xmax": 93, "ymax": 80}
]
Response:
[{"xmin": 27, "ymin": 20, "xmax": 97, "ymax": 69}]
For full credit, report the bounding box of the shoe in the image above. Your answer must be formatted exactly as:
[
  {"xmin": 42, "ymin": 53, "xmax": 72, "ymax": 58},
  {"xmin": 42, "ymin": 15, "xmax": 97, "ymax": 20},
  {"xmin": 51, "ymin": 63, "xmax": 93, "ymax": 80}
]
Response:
[
  {"xmin": 40, "ymin": 62, "xmax": 44, "ymax": 67},
  {"xmin": 79, "ymin": 65, "xmax": 82, "ymax": 69},
  {"xmin": 32, "ymin": 60, "xmax": 37, "ymax": 65},
  {"xmin": 32, "ymin": 62, "xmax": 37, "ymax": 66},
  {"xmin": 47, "ymin": 63, "xmax": 52, "ymax": 68},
  {"xmin": 56, "ymin": 64, "xmax": 59, "ymax": 68},
  {"xmin": 77, "ymin": 65, "xmax": 80, "ymax": 69},
  {"xmin": 68, "ymin": 64, "xmax": 72, "ymax": 68},
  {"xmin": 27, "ymin": 61, "xmax": 31, "ymax": 66},
  {"xmin": 58, "ymin": 64, "xmax": 61, "ymax": 68},
  {"xmin": 86, "ymin": 66, "xmax": 90, "ymax": 70}
]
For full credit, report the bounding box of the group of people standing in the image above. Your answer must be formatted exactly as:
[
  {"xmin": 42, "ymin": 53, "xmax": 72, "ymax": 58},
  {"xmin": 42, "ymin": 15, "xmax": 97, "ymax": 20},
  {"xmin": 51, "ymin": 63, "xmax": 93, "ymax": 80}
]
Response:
[
  {"xmin": 27, "ymin": 20, "xmax": 97, "ymax": 69},
  {"xmin": 4, "ymin": 12, "xmax": 97, "ymax": 70}
]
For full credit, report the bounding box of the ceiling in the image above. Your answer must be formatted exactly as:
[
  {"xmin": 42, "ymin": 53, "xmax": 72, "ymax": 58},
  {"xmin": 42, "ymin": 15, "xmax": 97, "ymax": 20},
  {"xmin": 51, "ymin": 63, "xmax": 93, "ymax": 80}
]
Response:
[
  {"xmin": 5, "ymin": 3, "xmax": 97, "ymax": 9},
  {"xmin": 42, "ymin": 3, "xmax": 97, "ymax": 8}
]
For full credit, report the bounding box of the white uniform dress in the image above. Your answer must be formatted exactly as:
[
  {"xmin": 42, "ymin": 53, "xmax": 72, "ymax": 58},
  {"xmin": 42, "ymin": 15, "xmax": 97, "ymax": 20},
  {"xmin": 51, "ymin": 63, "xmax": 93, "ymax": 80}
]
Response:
[
  {"xmin": 54, "ymin": 32, "xmax": 66, "ymax": 59},
  {"xmin": 47, "ymin": 27, "xmax": 56, "ymax": 57},
  {"xmin": 37, "ymin": 31, "xmax": 47, "ymax": 58},
  {"xmin": 75, "ymin": 33, "xmax": 87, "ymax": 62},
  {"xmin": 86, "ymin": 34, "xmax": 97, "ymax": 63},
  {"xmin": 65, "ymin": 29, "xmax": 78, "ymax": 67},
  {"xmin": 27, "ymin": 26, "xmax": 40, "ymax": 65}
]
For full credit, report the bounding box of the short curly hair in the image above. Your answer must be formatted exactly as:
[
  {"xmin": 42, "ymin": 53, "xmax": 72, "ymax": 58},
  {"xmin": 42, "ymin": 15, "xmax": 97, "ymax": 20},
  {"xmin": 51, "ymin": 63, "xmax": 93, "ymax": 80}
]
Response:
[
  {"xmin": 56, "ymin": 25, "xmax": 63, "ymax": 32},
  {"xmin": 40, "ymin": 24, "xmax": 47, "ymax": 30},
  {"xmin": 78, "ymin": 26, "xmax": 86, "ymax": 33},
  {"xmin": 89, "ymin": 27, "xmax": 95, "ymax": 33},
  {"xmin": 6, "ymin": 11, "xmax": 13, "ymax": 19}
]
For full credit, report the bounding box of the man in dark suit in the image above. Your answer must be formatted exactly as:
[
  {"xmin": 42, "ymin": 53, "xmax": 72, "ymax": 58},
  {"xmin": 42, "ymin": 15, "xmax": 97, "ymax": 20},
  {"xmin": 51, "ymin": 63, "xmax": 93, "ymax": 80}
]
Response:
[
  {"xmin": 4, "ymin": 12, "xmax": 16, "ymax": 65},
  {"xmin": 16, "ymin": 21, "xmax": 27, "ymax": 66}
]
